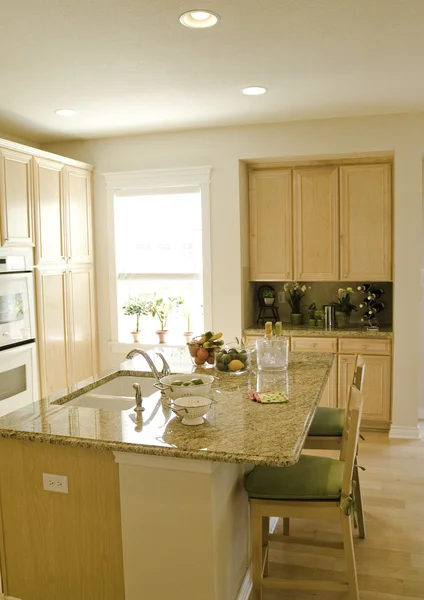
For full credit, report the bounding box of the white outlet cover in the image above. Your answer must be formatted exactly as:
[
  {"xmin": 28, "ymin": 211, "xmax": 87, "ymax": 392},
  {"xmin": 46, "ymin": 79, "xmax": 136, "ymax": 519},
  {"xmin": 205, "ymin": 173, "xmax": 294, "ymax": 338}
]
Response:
[
  {"xmin": 278, "ymin": 292, "xmax": 285, "ymax": 303},
  {"xmin": 43, "ymin": 473, "xmax": 69, "ymax": 494}
]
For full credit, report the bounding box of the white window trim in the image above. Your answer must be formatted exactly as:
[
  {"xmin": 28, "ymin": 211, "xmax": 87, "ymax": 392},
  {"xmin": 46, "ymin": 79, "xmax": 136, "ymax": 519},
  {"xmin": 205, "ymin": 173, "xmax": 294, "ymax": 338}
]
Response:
[{"xmin": 103, "ymin": 166, "xmax": 213, "ymax": 344}]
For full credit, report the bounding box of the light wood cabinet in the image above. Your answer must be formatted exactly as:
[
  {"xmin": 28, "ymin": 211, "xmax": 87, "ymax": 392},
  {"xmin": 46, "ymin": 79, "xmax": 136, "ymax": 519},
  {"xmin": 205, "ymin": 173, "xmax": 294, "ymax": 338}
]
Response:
[
  {"xmin": 68, "ymin": 266, "xmax": 98, "ymax": 384},
  {"xmin": 249, "ymin": 169, "xmax": 292, "ymax": 280},
  {"xmin": 0, "ymin": 148, "xmax": 33, "ymax": 246},
  {"xmin": 293, "ymin": 166, "xmax": 339, "ymax": 281},
  {"xmin": 66, "ymin": 166, "xmax": 93, "ymax": 264},
  {"xmin": 35, "ymin": 268, "xmax": 70, "ymax": 397},
  {"xmin": 340, "ymin": 163, "xmax": 392, "ymax": 281},
  {"xmin": 34, "ymin": 157, "xmax": 66, "ymax": 266}
]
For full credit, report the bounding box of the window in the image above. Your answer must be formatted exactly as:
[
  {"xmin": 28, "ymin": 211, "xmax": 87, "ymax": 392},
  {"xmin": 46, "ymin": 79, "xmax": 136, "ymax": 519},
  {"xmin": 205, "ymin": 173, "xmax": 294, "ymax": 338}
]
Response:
[{"xmin": 114, "ymin": 191, "xmax": 205, "ymax": 343}]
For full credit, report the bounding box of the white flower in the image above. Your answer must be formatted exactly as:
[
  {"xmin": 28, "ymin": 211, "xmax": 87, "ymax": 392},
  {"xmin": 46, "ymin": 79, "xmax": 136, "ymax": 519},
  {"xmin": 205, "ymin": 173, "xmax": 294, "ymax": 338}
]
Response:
[
  {"xmin": 338, "ymin": 288, "xmax": 344, "ymax": 295},
  {"xmin": 301, "ymin": 285, "xmax": 307, "ymax": 292},
  {"xmin": 346, "ymin": 287, "xmax": 353, "ymax": 293},
  {"xmin": 283, "ymin": 283, "xmax": 289, "ymax": 292}
]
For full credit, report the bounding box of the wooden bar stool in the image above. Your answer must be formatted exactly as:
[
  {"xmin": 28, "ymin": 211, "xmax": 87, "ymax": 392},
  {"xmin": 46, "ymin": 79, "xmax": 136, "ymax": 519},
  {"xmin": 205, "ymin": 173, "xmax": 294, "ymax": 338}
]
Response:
[{"xmin": 245, "ymin": 383, "xmax": 364, "ymax": 600}]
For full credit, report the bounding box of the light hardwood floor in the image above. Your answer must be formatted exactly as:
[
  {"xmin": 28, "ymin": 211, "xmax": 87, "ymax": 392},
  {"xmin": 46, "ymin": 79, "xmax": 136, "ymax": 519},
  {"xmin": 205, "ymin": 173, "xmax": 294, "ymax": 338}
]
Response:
[{"xmin": 262, "ymin": 423, "xmax": 424, "ymax": 600}]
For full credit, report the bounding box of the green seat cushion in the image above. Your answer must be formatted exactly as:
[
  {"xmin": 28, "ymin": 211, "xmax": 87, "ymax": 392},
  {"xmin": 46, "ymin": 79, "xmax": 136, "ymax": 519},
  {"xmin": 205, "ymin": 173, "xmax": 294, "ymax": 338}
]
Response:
[
  {"xmin": 308, "ymin": 406, "xmax": 345, "ymax": 437},
  {"xmin": 245, "ymin": 455, "xmax": 344, "ymax": 501}
]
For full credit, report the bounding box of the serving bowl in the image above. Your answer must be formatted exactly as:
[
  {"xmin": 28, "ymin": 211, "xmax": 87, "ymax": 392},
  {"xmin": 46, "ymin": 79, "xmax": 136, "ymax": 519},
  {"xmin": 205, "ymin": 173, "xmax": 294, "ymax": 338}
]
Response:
[
  {"xmin": 158, "ymin": 373, "xmax": 214, "ymax": 400},
  {"xmin": 169, "ymin": 395, "xmax": 213, "ymax": 425}
]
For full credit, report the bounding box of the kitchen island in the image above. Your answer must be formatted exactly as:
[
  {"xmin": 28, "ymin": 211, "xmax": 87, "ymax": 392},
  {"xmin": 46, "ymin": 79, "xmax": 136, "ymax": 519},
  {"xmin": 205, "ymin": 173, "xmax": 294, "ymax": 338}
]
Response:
[{"xmin": 0, "ymin": 352, "xmax": 333, "ymax": 600}]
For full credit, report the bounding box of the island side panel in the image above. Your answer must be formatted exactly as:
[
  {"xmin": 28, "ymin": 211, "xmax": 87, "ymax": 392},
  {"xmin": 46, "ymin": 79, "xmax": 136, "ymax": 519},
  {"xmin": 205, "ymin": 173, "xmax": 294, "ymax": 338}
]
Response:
[{"xmin": 0, "ymin": 438, "xmax": 124, "ymax": 600}]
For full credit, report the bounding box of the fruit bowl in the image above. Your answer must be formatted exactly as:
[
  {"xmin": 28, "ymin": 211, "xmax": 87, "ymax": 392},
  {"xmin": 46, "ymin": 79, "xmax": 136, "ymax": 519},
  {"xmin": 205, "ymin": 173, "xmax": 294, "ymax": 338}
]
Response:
[
  {"xmin": 169, "ymin": 395, "xmax": 213, "ymax": 425},
  {"xmin": 158, "ymin": 373, "xmax": 214, "ymax": 400},
  {"xmin": 215, "ymin": 344, "xmax": 252, "ymax": 374},
  {"xmin": 187, "ymin": 331, "xmax": 224, "ymax": 368}
]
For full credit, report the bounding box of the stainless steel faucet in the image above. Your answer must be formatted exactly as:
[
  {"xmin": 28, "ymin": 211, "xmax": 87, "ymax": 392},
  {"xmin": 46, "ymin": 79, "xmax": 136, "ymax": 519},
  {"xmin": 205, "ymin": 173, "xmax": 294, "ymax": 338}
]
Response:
[
  {"xmin": 126, "ymin": 349, "xmax": 171, "ymax": 381},
  {"xmin": 132, "ymin": 383, "xmax": 144, "ymax": 413}
]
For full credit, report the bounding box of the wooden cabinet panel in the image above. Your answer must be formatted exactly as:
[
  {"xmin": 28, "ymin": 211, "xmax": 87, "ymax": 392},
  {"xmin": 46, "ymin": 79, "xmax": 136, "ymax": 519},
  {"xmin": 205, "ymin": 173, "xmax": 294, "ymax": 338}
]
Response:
[
  {"xmin": 0, "ymin": 149, "xmax": 33, "ymax": 246},
  {"xmin": 340, "ymin": 164, "xmax": 392, "ymax": 281},
  {"xmin": 35, "ymin": 268, "xmax": 70, "ymax": 397},
  {"xmin": 68, "ymin": 266, "xmax": 98, "ymax": 385},
  {"xmin": 337, "ymin": 354, "xmax": 357, "ymax": 408},
  {"xmin": 66, "ymin": 166, "xmax": 93, "ymax": 264},
  {"xmin": 249, "ymin": 169, "xmax": 292, "ymax": 281},
  {"xmin": 291, "ymin": 336, "xmax": 338, "ymax": 353},
  {"xmin": 293, "ymin": 166, "xmax": 339, "ymax": 280},
  {"xmin": 34, "ymin": 158, "xmax": 65, "ymax": 266},
  {"xmin": 320, "ymin": 358, "xmax": 338, "ymax": 407},
  {"xmin": 359, "ymin": 354, "xmax": 392, "ymax": 424},
  {"xmin": 338, "ymin": 337, "xmax": 392, "ymax": 356}
]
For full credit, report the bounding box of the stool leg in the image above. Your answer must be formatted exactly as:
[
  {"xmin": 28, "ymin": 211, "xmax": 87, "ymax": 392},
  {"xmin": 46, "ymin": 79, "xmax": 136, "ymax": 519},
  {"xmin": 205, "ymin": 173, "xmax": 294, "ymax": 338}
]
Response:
[
  {"xmin": 340, "ymin": 511, "xmax": 359, "ymax": 600},
  {"xmin": 353, "ymin": 459, "xmax": 366, "ymax": 539},
  {"xmin": 262, "ymin": 516, "xmax": 269, "ymax": 576},
  {"xmin": 251, "ymin": 502, "xmax": 263, "ymax": 599}
]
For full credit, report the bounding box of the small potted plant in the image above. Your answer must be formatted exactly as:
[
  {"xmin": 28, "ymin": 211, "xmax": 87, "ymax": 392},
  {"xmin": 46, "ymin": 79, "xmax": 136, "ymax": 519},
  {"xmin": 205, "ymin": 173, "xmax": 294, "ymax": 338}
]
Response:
[
  {"xmin": 263, "ymin": 289, "xmax": 275, "ymax": 306},
  {"xmin": 308, "ymin": 303, "xmax": 317, "ymax": 327},
  {"xmin": 284, "ymin": 282, "xmax": 308, "ymax": 325},
  {"xmin": 122, "ymin": 296, "xmax": 150, "ymax": 343},
  {"xmin": 148, "ymin": 294, "xmax": 184, "ymax": 343},
  {"xmin": 331, "ymin": 287, "xmax": 357, "ymax": 328},
  {"xmin": 315, "ymin": 309, "xmax": 325, "ymax": 328}
]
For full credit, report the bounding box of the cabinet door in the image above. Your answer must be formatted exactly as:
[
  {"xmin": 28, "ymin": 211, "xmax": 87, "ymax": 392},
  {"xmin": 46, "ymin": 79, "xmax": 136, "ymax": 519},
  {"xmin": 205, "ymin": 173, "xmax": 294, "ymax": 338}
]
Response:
[
  {"xmin": 66, "ymin": 166, "xmax": 93, "ymax": 264},
  {"xmin": 0, "ymin": 148, "xmax": 33, "ymax": 246},
  {"xmin": 320, "ymin": 358, "xmax": 338, "ymax": 407},
  {"xmin": 249, "ymin": 170, "xmax": 292, "ymax": 280},
  {"xmin": 340, "ymin": 164, "xmax": 392, "ymax": 281},
  {"xmin": 337, "ymin": 354, "xmax": 357, "ymax": 408},
  {"xmin": 293, "ymin": 166, "xmax": 339, "ymax": 280},
  {"xmin": 34, "ymin": 158, "xmax": 66, "ymax": 266},
  {"xmin": 35, "ymin": 268, "xmax": 70, "ymax": 397},
  {"xmin": 68, "ymin": 266, "xmax": 98, "ymax": 385},
  {"xmin": 359, "ymin": 354, "xmax": 392, "ymax": 425}
]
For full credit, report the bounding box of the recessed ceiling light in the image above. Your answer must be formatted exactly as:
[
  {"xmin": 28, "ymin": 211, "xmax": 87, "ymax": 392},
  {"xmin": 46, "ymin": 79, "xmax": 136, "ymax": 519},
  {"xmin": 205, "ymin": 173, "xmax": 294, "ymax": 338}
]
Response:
[
  {"xmin": 179, "ymin": 9, "xmax": 220, "ymax": 28},
  {"xmin": 242, "ymin": 87, "xmax": 267, "ymax": 96},
  {"xmin": 55, "ymin": 109, "xmax": 77, "ymax": 117}
]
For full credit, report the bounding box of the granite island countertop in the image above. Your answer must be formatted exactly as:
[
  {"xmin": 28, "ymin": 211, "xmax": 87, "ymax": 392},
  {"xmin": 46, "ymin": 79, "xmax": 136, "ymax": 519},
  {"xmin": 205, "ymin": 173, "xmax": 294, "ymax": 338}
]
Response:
[
  {"xmin": 0, "ymin": 353, "xmax": 333, "ymax": 467},
  {"xmin": 244, "ymin": 324, "xmax": 393, "ymax": 339}
]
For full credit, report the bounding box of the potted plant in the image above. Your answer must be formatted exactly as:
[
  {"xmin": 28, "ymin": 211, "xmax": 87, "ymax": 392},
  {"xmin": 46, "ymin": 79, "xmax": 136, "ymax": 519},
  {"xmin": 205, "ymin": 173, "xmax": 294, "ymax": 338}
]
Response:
[
  {"xmin": 284, "ymin": 282, "xmax": 308, "ymax": 325},
  {"xmin": 122, "ymin": 296, "xmax": 150, "ymax": 343},
  {"xmin": 148, "ymin": 294, "xmax": 184, "ymax": 343},
  {"xmin": 331, "ymin": 287, "xmax": 357, "ymax": 328},
  {"xmin": 315, "ymin": 309, "xmax": 325, "ymax": 328},
  {"xmin": 263, "ymin": 289, "xmax": 275, "ymax": 306},
  {"xmin": 308, "ymin": 303, "xmax": 317, "ymax": 327}
]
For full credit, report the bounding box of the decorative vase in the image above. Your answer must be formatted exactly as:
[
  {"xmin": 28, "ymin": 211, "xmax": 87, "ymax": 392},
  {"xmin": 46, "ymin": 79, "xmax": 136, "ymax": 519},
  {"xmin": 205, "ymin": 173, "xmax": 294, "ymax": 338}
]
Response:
[
  {"xmin": 131, "ymin": 331, "xmax": 141, "ymax": 343},
  {"xmin": 308, "ymin": 318, "xmax": 316, "ymax": 327},
  {"xmin": 156, "ymin": 330, "xmax": 169, "ymax": 344},
  {"xmin": 335, "ymin": 311, "xmax": 350, "ymax": 329},
  {"xmin": 290, "ymin": 313, "xmax": 303, "ymax": 326},
  {"xmin": 316, "ymin": 319, "xmax": 325, "ymax": 328},
  {"xmin": 264, "ymin": 298, "xmax": 275, "ymax": 306}
]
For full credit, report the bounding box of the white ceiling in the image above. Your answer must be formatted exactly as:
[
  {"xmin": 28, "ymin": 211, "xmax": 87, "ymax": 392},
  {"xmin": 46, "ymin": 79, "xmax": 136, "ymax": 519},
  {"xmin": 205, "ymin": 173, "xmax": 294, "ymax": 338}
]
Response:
[{"xmin": 1, "ymin": 0, "xmax": 424, "ymax": 143}]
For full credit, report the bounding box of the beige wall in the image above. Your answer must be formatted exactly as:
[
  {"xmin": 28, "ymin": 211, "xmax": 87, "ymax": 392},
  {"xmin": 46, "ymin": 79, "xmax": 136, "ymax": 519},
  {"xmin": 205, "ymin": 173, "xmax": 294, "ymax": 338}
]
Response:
[
  {"xmin": 42, "ymin": 113, "xmax": 424, "ymax": 433},
  {"xmin": 0, "ymin": 131, "xmax": 39, "ymax": 148}
]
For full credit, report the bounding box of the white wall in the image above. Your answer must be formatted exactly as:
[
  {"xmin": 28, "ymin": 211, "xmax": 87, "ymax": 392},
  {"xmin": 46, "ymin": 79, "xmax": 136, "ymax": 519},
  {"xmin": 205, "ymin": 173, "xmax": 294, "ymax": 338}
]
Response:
[
  {"xmin": 42, "ymin": 113, "xmax": 424, "ymax": 434},
  {"xmin": 0, "ymin": 131, "xmax": 39, "ymax": 148}
]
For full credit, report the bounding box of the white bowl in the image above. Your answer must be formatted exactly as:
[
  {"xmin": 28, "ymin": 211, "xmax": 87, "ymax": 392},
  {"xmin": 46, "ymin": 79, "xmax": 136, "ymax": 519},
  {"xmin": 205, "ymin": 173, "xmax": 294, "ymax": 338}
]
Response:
[
  {"xmin": 170, "ymin": 395, "xmax": 213, "ymax": 425},
  {"xmin": 159, "ymin": 373, "xmax": 214, "ymax": 400}
]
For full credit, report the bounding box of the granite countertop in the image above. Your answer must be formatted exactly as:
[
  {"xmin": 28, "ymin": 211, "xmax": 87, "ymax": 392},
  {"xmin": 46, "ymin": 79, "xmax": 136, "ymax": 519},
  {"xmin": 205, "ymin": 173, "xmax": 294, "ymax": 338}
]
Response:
[
  {"xmin": 0, "ymin": 353, "xmax": 333, "ymax": 467},
  {"xmin": 244, "ymin": 324, "xmax": 393, "ymax": 339}
]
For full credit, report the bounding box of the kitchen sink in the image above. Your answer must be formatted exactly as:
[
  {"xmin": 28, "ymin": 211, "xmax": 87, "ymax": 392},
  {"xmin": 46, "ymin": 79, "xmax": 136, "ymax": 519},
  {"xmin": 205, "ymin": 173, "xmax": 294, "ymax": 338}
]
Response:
[{"xmin": 66, "ymin": 376, "xmax": 159, "ymax": 411}]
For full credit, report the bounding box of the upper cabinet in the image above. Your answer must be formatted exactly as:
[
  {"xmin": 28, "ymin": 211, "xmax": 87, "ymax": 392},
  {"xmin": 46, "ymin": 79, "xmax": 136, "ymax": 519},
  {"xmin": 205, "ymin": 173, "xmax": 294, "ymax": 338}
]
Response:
[
  {"xmin": 66, "ymin": 166, "xmax": 93, "ymax": 264},
  {"xmin": 340, "ymin": 164, "xmax": 392, "ymax": 281},
  {"xmin": 293, "ymin": 166, "xmax": 339, "ymax": 281},
  {"xmin": 249, "ymin": 169, "xmax": 292, "ymax": 281},
  {"xmin": 249, "ymin": 161, "xmax": 393, "ymax": 282},
  {"xmin": 0, "ymin": 148, "xmax": 34, "ymax": 246},
  {"xmin": 34, "ymin": 157, "xmax": 66, "ymax": 266}
]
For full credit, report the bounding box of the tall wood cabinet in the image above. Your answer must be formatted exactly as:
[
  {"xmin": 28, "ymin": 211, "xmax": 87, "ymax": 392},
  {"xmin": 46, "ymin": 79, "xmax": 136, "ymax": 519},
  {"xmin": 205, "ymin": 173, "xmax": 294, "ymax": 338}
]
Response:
[{"xmin": 249, "ymin": 162, "xmax": 392, "ymax": 282}]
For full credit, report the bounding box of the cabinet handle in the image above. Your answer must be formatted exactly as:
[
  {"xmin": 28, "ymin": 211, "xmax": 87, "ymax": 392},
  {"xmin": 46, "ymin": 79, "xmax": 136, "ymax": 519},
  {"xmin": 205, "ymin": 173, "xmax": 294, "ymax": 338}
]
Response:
[
  {"xmin": 342, "ymin": 359, "xmax": 346, "ymax": 363},
  {"xmin": 297, "ymin": 273, "xmax": 301, "ymax": 278},
  {"xmin": 343, "ymin": 273, "xmax": 348, "ymax": 278},
  {"xmin": 312, "ymin": 343, "xmax": 317, "ymax": 347},
  {"xmin": 362, "ymin": 345, "xmax": 368, "ymax": 349},
  {"xmin": 284, "ymin": 273, "xmax": 289, "ymax": 278}
]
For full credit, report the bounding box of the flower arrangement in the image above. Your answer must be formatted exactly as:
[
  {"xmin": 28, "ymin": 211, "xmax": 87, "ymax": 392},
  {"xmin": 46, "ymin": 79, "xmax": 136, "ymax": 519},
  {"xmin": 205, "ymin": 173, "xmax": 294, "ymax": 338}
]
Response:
[
  {"xmin": 284, "ymin": 282, "xmax": 307, "ymax": 314},
  {"xmin": 331, "ymin": 287, "xmax": 357, "ymax": 315}
]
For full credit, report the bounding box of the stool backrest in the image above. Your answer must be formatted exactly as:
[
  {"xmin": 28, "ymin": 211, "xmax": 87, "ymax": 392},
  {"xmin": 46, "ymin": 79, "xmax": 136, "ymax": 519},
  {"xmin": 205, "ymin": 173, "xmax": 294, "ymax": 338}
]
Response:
[{"xmin": 340, "ymin": 384, "xmax": 365, "ymax": 497}]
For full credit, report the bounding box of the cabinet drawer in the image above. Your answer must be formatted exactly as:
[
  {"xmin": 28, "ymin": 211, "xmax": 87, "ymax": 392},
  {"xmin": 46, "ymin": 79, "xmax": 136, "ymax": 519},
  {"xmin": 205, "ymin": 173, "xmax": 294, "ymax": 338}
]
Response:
[
  {"xmin": 338, "ymin": 338, "xmax": 392, "ymax": 355},
  {"xmin": 291, "ymin": 337, "xmax": 337, "ymax": 353}
]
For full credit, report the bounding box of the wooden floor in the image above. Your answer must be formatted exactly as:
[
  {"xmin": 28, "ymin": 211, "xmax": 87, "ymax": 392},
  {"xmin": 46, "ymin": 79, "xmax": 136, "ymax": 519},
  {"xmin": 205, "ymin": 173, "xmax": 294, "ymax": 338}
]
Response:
[{"xmin": 262, "ymin": 423, "xmax": 424, "ymax": 600}]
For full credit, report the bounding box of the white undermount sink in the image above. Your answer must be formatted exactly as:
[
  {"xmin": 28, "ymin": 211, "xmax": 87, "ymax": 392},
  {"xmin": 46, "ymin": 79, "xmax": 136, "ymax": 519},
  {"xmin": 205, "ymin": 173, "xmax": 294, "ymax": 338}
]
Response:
[{"xmin": 66, "ymin": 376, "xmax": 159, "ymax": 411}]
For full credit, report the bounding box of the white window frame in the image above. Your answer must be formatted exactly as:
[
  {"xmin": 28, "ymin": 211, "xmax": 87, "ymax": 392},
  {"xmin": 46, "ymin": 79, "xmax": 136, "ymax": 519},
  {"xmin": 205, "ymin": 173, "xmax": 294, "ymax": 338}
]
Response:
[{"xmin": 103, "ymin": 166, "xmax": 213, "ymax": 344}]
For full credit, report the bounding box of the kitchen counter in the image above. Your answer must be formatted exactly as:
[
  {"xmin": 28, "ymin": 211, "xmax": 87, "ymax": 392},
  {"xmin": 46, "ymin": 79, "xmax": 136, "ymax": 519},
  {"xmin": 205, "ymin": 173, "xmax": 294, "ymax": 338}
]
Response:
[
  {"xmin": 0, "ymin": 352, "xmax": 333, "ymax": 468},
  {"xmin": 244, "ymin": 324, "xmax": 393, "ymax": 338}
]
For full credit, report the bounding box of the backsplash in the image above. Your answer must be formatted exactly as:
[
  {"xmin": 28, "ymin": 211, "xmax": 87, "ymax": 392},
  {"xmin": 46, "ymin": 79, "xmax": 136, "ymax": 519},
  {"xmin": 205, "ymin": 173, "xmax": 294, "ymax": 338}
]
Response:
[{"xmin": 248, "ymin": 281, "xmax": 393, "ymax": 326}]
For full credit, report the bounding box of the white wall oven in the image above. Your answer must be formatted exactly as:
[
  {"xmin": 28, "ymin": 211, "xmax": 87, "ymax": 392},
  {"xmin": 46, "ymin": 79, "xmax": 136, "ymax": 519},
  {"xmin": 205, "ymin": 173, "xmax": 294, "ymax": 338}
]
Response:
[{"xmin": 0, "ymin": 249, "xmax": 37, "ymax": 416}]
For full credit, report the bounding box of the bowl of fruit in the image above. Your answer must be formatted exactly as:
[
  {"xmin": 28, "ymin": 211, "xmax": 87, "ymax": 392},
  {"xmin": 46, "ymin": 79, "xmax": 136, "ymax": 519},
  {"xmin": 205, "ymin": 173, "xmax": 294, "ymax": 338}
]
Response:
[
  {"xmin": 187, "ymin": 331, "xmax": 225, "ymax": 368},
  {"xmin": 158, "ymin": 373, "xmax": 214, "ymax": 400},
  {"xmin": 215, "ymin": 344, "xmax": 251, "ymax": 374}
]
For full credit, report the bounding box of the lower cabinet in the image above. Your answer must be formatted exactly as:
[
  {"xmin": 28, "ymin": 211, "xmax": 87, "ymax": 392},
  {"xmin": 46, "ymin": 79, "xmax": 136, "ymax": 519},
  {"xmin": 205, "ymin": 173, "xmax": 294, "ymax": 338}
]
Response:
[{"xmin": 36, "ymin": 265, "xmax": 98, "ymax": 397}]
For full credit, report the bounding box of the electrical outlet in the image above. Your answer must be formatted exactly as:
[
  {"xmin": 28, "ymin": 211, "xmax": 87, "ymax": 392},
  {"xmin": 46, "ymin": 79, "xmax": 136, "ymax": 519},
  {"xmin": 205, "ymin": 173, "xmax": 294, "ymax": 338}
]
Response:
[
  {"xmin": 278, "ymin": 291, "xmax": 285, "ymax": 304},
  {"xmin": 43, "ymin": 473, "xmax": 69, "ymax": 494}
]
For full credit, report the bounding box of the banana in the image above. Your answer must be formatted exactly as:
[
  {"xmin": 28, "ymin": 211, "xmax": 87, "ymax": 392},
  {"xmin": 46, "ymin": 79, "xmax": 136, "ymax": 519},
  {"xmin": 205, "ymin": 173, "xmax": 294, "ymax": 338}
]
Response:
[
  {"xmin": 211, "ymin": 332, "xmax": 223, "ymax": 341},
  {"xmin": 204, "ymin": 331, "xmax": 214, "ymax": 340},
  {"xmin": 198, "ymin": 335, "xmax": 207, "ymax": 345}
]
